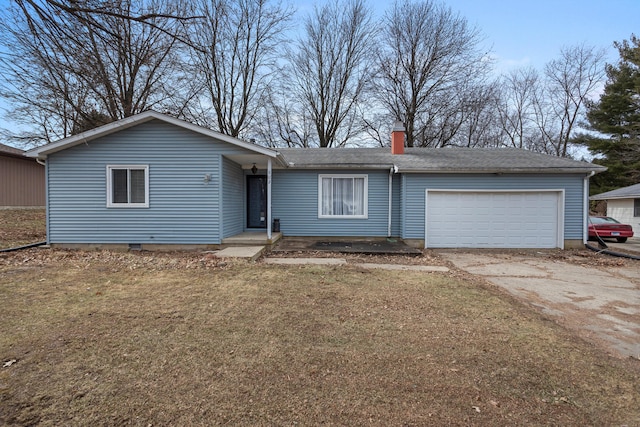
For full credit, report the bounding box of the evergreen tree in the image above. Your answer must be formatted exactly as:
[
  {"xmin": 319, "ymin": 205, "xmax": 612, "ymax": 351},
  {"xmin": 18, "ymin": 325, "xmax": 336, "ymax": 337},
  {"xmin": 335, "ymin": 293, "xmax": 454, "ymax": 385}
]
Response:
[{"xmin": 582, "ymin": 35, "xmax": 640, "ymax": 194}]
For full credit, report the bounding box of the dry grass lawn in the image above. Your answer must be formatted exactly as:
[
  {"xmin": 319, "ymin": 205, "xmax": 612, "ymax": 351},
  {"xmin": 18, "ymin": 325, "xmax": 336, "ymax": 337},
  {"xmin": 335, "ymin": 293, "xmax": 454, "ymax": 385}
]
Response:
[
  {"xmin": 0, "ymin": 209, "xmax": 46, "ymax": 249},
  {"xmin": 1, "ymin": 248, "xmax": 639, "ymax": 426}
]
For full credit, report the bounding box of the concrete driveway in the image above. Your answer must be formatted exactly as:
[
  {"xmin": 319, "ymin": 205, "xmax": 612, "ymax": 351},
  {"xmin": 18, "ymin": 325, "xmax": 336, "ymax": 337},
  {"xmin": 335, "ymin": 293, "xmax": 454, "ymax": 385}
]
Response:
[
  {"xmin": 439, "ymin": 250, "xmax": 640, "ymax": 359},
  {"xmin": 602, "ymin": 236, "xmax": 640, "ymax": 255}
]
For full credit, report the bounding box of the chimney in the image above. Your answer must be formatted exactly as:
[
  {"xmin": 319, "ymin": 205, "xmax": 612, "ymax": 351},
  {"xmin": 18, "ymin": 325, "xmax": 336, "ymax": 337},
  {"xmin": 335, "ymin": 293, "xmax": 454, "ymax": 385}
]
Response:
[{"xmin": 391, "ymin": 120, "xmax": 405, "ymax": 155}]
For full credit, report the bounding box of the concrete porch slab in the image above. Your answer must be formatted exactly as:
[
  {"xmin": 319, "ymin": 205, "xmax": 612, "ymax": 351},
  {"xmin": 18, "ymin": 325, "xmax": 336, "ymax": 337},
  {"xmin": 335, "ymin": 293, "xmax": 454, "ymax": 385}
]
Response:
[
  {"xmin": 213, "ymin": 246, "xmax": 265, "ymax": 261},
  {"xmin": 222, "ymin": 232, "xmax": 282, "ymax": 246}
]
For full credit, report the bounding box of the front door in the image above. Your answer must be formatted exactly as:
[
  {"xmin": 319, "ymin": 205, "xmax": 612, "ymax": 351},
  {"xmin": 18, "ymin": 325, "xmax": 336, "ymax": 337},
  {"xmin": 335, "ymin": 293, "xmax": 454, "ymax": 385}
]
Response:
[{"xmin": 247, "ymin": 175, "xmax": 267, "ymax": 228}]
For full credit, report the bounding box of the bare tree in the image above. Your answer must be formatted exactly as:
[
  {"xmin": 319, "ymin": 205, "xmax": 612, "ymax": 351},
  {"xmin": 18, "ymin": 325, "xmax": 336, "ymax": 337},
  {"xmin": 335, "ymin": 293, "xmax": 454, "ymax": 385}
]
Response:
[
  {"xmin": 250, "ymin": 84, "xmax": 317, "ymax": 147},
  {"xmin": 0, "ymin": 0, "xmax": 186, "ymax": 145},
  {"xmin": 374, "ymin": 0, "xmax": 490, "ymax": 147},
  {"xmin": 494, "ymin": 45, "xmax": 606, "ymax": 156},
  {"xmin": 453, "ymin": 80, "xmax": 502, "ymax": 148},
  {"xmin": 185, "ymin": 0, "xmax": 292, "ymax": 138},
  {"xmin": 268, "ymin": 0, "xmax": 376, "ymax": 148},
  {"xmin": 538, "ymin": 44, "xmax": 607, "ymax": 157},
  {"xmin": 495, "ymin": 67, "xmax": 540, "ymax": 150}
]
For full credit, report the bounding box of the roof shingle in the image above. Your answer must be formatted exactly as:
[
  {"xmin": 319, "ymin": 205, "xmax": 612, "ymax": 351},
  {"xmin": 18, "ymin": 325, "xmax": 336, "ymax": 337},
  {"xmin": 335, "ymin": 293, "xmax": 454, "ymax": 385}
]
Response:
[
  {"xmin": 277, "ymin": 147, "xmax": 604, "ymax": 174},
  {"xmin": 590, "ymin": 183, "xmax": 640, "ymax": 200}
]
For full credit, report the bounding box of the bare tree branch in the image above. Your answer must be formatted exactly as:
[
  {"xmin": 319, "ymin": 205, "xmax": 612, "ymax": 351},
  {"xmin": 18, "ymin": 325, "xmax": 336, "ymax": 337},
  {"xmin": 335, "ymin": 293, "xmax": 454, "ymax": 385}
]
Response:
[
  {"xmin": 374, "ymin": 0, "xmax": 491, "ymax": 147},
  {"xmin": 184, "ymin": 0, "xmax": 292, "ymax": 138},
  {"xmin": 263, "ymin": 0, "xmax": 377, "ymax": 148},
  {"xmin": 0, "ymin": 0, "xmax": 188, "ymax": 145}
]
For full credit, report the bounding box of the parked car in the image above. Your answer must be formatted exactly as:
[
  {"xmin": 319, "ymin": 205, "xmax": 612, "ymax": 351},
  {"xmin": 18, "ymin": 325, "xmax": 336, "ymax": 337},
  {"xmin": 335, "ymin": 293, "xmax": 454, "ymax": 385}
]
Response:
[{"xmin": 588, "ymin": 216, "xmax": 634, "ymax": 243}]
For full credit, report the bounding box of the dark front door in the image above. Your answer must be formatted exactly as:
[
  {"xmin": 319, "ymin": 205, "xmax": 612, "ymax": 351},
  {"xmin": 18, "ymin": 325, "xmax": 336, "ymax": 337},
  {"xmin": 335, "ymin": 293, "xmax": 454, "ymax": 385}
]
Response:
[{"xmin": 247, "ymin": 175, "xmax": 267, "ymax": 229}]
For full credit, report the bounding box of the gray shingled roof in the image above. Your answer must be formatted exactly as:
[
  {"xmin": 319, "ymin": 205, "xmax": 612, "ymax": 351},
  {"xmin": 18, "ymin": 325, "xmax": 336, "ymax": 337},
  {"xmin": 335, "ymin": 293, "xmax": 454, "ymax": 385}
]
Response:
[
  {"xmin": 277, "ymin": 147, "xmax": 605, "ymax": 174},
  {"xmin": 0, "ymin": 142, "xmax": 25, "ymax": 157},
  {"xmin": 590, "ymin": 183, "xmax": 640, "ymax": 200}
]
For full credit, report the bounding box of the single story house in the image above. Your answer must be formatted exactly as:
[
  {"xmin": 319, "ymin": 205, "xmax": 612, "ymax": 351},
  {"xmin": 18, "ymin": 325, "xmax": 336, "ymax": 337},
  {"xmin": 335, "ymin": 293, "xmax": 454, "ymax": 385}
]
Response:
[
  {"xmin": 0, "ymin": 142, "xmax": 45, "ymax": 208},
  {"xmin": 26, "ymin": 111, "xmax": 605, "ymax": 250},
  {"xmin": 590, "ymin": 183, "xmax": 640, "ymax": 230}
]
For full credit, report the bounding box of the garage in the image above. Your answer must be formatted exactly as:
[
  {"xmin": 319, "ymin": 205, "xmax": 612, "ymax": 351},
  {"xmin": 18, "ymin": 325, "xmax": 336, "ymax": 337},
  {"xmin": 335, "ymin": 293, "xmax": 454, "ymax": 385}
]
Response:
[{"xmin": 425, "ymin": 190, "xmax": 564, "ymax": 249}]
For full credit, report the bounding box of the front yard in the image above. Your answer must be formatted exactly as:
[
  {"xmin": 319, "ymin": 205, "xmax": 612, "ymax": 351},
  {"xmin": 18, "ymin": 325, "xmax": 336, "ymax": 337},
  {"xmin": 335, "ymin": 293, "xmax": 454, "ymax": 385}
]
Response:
[
  {"xmin": 1, "ymin": 209, "xmax": 639, "ymax": 425},
  {"xmin": 1, "ymin": 248, "xmax": 639, "ymax": 426}
]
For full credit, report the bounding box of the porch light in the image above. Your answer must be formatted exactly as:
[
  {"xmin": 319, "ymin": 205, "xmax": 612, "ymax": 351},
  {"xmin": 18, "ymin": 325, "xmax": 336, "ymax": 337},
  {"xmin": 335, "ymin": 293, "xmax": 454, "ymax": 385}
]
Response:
[{"xmin": 251, "ymin": 163, "xmax": 258, "ymax": 175}]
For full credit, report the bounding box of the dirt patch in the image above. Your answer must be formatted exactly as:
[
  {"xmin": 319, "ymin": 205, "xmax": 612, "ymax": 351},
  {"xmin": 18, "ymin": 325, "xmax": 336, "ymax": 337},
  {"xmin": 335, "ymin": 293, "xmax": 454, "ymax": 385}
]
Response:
[{"xmin": 1, "ymin": 248, "xmax": 639, "ymax": 426}]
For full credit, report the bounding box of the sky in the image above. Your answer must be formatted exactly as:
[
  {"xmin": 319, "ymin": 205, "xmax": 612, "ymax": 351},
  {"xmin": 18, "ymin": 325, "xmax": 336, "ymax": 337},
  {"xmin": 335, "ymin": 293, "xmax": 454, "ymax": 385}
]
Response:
[
  {"xmin": 1, "ymin": 0, "xmax": 639, "ymax": 147},
  {"xmin": 412, "ymin": 0, "xmax": 640, "ymax": 72}
]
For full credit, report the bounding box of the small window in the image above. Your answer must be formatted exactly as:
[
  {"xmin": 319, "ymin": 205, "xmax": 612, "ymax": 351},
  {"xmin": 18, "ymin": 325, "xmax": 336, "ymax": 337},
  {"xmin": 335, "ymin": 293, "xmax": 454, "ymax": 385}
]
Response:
[
  {"xmin": 634, "ymin": 198, "xmax": 640, "ymax": 217},
  {"xmin": 318, "ymin": 174, "xmax": 368, "ymax": 218},
  {"xmin": 107, "ymin": 165, "xmax": 149, "ymax": 208}
]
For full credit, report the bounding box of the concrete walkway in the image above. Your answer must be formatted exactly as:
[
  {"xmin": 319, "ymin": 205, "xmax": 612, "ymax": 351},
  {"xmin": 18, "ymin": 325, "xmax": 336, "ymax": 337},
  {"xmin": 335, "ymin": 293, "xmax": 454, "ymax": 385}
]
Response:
[
  {"xmin": 440, "ymin": 251, "xmax": 640, "ymax": 359},
  {"xmin": 263, "ymin": 257, "xmax": 449, "ymax": 272}
]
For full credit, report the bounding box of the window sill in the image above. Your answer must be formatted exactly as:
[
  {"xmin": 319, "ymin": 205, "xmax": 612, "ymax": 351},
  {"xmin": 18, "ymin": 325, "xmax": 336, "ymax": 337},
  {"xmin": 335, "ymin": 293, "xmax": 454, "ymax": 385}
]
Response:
[{"xmin": 318, "ymin": 215, "xmax": 368, "ymax": 220}]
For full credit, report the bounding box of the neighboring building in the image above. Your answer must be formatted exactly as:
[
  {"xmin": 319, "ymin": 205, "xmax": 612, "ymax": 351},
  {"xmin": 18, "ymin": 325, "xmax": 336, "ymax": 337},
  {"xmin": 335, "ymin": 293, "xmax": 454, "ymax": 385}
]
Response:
[
  {"xmin": 0, "ymin": 142, "xmax": 45, "ymax": 208},
  {"xmin": 590, "ymin": 183, "xmax": 640, "ymax": 230},
  {"xmin": 26, "ymin": 111, "xmax": 605, "ymax": 250}
]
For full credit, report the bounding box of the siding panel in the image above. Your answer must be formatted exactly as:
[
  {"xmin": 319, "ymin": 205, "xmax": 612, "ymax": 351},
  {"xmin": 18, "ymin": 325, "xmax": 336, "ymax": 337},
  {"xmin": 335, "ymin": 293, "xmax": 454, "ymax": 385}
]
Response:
[
  {"xmin": 272, "ymin": 169, "xmax": 390, "ymax": 237},
  {"xmin": 222, "ymin": 157, "xmax": 244, "ymax": 238},
  {"xmin": 47, "ymin": 120, "xmax": 252, "ymax": 244},
  {"xmin": 391, "ymin": 174, "xmax": 401, "ymax": 237},
  {"xmin": 0, "ymin": 156, "xmax": 45, "ymax": 207}
]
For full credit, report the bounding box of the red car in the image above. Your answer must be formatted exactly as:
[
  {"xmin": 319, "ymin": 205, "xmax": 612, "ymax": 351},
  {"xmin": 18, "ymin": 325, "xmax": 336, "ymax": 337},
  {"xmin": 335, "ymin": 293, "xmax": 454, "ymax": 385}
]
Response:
[{"xmin": 588, "ymin": 216, "xmax": 634, "ymax": 243}]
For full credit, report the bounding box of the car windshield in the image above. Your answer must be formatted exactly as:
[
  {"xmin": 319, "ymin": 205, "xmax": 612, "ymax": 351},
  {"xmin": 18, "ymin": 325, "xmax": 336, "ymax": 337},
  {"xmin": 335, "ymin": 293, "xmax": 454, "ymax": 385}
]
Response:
[{"xmin": 589, "ymin": 216, "xmax": 620, "ymax": 224}]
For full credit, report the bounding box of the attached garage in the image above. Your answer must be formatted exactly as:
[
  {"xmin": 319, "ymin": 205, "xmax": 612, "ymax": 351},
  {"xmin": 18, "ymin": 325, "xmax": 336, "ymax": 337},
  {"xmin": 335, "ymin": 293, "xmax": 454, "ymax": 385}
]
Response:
[{"xmin": 425, "ymin": 190, "xmax": 564, "ymax": 249}]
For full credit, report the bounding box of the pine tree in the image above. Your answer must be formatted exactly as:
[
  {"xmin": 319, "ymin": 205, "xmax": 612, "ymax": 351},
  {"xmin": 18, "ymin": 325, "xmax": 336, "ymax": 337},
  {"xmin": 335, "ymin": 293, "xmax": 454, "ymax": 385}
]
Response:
[{"xmin": 583, "ymin": 35, "xmax": 640, "ymax": 195}]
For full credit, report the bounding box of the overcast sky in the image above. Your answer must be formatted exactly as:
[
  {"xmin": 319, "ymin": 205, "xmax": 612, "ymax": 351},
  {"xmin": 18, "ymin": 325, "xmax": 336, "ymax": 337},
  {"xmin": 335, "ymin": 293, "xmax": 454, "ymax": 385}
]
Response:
[{"xmin": 1, "ymin": 0, "xmax": 639, "ymax": 146}]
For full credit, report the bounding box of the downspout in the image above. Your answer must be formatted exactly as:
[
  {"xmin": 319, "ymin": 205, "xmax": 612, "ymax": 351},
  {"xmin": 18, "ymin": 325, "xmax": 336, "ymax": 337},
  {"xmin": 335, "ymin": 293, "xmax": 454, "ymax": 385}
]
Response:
[
  {"xmin": 267, "ymin": 158, "xmax": 272, "ymax": 241},
  {"xmin": 38, "ymin": 157, "xmax": 50, "ymax": 246},
  {"xmin": 388, "ymin": 167, "xmax": 393, "ymax": 237},
  {"xmin": 388, "ymin": 164, "xmax": 399, "ymax": 237},
  {"xmin": 583, "ymin": 171, "xmax": 595, "ymax": 245}
]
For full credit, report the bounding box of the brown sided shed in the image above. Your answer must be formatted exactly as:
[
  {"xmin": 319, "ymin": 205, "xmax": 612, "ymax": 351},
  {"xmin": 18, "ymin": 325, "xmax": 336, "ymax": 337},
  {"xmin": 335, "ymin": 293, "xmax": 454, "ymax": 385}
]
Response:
[{"xmin": 0, "ymin": 142, "xmax": 45, "ymax": 208}]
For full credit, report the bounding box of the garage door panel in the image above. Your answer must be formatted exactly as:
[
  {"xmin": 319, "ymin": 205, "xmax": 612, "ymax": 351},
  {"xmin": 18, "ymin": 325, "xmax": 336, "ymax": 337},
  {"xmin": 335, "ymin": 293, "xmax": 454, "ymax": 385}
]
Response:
[{"xmin": 426, "ymin": 191, "xmax": 561, "ymax": 248}]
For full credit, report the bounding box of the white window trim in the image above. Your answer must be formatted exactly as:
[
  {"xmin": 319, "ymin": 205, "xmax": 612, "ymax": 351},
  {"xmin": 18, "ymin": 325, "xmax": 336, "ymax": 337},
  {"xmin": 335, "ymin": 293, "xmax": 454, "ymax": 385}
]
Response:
[
  {"xmin": 318, "ymin": 174, "xmax": 368, "ymax": 219},
  {"xmin": 106, "ymin": 165, "xmax": 149, "ymax": 208}
]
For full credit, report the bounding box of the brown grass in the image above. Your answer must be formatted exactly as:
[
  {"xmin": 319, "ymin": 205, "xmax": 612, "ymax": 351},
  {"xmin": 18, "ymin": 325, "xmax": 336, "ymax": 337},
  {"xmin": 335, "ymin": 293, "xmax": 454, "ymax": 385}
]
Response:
[
  {"xmin": 0, "ymin": 208, "xmax": 46, "ymax": 249},
  {"xmin": 1, "ymin": 249, "xmax": 639, "ymax": 426}
]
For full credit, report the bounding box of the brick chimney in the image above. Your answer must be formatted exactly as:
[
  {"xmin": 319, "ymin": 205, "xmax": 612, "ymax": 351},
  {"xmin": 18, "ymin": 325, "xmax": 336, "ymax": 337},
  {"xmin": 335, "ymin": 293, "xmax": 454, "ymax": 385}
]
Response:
[{"xmin": 391, "ymin": 120, "xmax": 405, "ymax": 155}]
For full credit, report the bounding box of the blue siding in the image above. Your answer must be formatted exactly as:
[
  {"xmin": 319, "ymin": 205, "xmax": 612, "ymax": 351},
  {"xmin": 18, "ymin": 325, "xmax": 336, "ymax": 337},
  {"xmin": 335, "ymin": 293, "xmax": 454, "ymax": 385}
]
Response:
[
  {"xmin": 402, "ymin": 174, "xmax": 585, "ymax": 241},
  {"xmin": 47, "ymin": 120, "xmax": 252, "ymax": 244},
  {"xmin": 221, "ymin": 157, "xmax": 244, "ymax": 238},
  {"xmin": 272, "ymin": 169, "xmax": 391, "ymax": 237},
  {"xmin": 391, "ymin": 174, "xmax": 401, "ymax": 237},
  {"xmin": 400, "ymin": 175, "xmax": 407, "ymax": 238}
]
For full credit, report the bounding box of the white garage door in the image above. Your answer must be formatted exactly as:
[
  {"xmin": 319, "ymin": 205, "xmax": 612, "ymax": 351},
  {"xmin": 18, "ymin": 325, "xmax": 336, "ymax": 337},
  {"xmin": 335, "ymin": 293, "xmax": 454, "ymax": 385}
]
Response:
[{"xmin": 426, "ymin": 190, "xmax": 563, "ymax": 248}]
